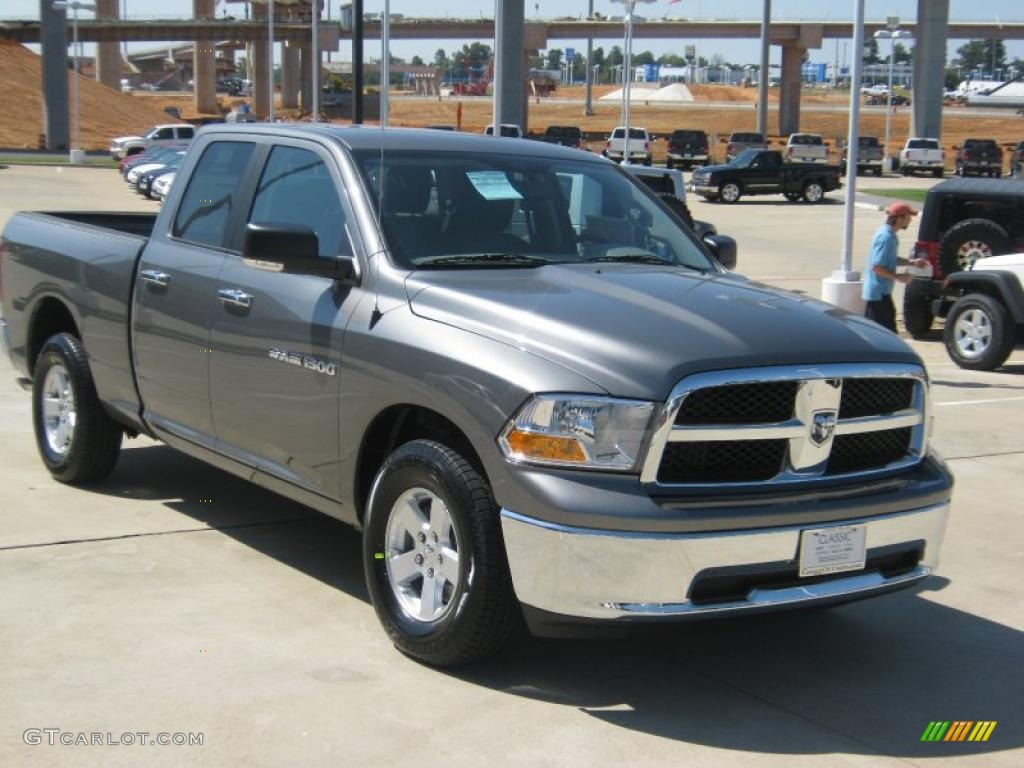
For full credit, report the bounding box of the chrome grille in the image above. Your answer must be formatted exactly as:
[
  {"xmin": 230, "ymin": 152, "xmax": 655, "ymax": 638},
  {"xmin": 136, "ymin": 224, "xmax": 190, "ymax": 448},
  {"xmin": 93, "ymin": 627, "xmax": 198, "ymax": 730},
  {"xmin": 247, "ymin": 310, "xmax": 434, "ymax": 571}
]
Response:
[{"xmin": 642, "ymin": 364, "xmax": 928, "ymax": 488}]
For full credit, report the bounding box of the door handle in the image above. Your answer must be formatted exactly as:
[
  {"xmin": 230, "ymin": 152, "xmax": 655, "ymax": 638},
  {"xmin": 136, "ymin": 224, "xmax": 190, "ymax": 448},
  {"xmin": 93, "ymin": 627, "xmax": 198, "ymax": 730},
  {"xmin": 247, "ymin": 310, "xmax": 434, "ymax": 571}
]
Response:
[
  {"xmin": 139, "ymin": 269, "xmax": 170, "ymax": 288},
  {"xmin": 217, "ymin": 288, "xmax": 254, "ymax": 309}
]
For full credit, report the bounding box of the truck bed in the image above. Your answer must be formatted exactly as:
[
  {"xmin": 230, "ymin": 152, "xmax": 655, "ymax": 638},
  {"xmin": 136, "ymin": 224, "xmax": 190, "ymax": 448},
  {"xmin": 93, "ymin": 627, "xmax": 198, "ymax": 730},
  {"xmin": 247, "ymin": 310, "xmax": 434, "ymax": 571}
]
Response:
[{"xmin": 1, "ymin": 211, "xmax": 157, "ymax": 429}]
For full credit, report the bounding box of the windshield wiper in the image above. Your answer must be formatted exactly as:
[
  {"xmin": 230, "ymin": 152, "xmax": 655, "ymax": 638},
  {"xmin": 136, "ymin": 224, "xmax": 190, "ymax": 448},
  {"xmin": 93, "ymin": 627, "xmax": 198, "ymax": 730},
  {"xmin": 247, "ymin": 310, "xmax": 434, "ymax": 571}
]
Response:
[
  {"xmin": 416, "ymin": 253, "xmax": 552, "ymax": 268},
  {"xmin": 583, "ymin": 253, "xmax": 677, "ymax": 266}
]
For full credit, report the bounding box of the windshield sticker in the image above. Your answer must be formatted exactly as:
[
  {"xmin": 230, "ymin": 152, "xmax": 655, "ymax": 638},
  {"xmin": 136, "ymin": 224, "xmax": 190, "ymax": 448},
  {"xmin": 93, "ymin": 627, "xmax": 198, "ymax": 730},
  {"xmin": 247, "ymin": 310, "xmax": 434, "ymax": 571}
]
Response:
[{"xmin": 465, "ymin": 171, "xmax": 523, "ymax": 201}]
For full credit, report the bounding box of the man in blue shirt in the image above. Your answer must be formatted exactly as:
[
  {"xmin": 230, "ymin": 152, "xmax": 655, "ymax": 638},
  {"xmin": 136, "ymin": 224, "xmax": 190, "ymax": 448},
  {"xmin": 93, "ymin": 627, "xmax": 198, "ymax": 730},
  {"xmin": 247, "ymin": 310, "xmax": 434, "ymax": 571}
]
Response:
[{"xmin": 862, "ymin": 202, "xmax": 929, "ymax": 332}]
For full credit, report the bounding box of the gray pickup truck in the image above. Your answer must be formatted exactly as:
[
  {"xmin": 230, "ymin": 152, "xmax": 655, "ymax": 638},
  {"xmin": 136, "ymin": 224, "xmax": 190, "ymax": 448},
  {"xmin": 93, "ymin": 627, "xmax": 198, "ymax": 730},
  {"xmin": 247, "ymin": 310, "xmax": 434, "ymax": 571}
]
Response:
[{"xmin": 1, "ymin": 125, "xmax": 952, "ymax": 666}]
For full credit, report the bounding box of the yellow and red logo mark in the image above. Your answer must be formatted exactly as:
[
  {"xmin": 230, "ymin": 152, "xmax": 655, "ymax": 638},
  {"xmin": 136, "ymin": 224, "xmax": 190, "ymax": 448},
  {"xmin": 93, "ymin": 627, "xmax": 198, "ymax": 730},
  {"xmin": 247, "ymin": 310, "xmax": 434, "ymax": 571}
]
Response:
[{"xmin": 921, "ymin": 721, "xmax": 997, "ymax": 742}]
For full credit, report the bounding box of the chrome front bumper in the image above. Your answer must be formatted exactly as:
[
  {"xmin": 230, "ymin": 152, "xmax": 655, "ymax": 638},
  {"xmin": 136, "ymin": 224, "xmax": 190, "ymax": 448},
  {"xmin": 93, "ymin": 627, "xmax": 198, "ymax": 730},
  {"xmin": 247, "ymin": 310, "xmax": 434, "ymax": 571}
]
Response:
[
  {"xmin": 501, "ymin": 502, "xmax": 948, "ymax": 620},
  {"xmin": 691, "ymin": 183, "xmax": 717, "ymax": 195}
]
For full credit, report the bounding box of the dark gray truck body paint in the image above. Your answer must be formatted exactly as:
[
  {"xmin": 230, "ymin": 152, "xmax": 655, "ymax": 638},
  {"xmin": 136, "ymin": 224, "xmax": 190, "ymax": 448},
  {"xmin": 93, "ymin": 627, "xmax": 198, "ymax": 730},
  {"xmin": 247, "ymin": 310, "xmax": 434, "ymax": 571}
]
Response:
[{"xmin": 2, "ymin": 124, "xmax": 951, "ymax": 536}]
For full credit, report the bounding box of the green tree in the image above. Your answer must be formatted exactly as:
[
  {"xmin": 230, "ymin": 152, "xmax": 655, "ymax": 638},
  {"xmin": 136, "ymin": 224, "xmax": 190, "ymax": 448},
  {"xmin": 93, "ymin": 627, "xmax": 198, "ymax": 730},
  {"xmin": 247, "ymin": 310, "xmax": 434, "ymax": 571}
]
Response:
[
  {"xmin": 236, "ymin": 56, "xmax": 247, "ymax": 79},
  {"xmin": 954, "ymin": 39, "xmax": 1007, "ymax": 72},
  {"xmin": 862, "ymin": 37, "xmax": 882, "ymax": 65},
  {"xmin": 545, "ymin": 49, "xmax": 563, "ymax": 70},
  {"xmin": 657, "ymin": 53, "xmax": 687, "ymax": 67},
  {"xmin": 633, "ymin": 50, "xmax": 656, "ymax": 66},
  {"xmin": 893, "ymin": 42, "xmax": 913, "ymax": 65},
  {"xmin": 410, "ymin": 55, "xmax": 425, "ymax": 67}
]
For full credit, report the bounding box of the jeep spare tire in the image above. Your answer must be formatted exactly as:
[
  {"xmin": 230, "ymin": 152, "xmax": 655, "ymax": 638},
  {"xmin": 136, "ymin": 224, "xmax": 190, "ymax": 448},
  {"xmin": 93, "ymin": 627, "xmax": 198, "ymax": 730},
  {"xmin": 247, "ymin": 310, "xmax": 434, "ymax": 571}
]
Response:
[{"xmin": 939, "ymin": 218, "xmax": 1013, "ymax": 276}]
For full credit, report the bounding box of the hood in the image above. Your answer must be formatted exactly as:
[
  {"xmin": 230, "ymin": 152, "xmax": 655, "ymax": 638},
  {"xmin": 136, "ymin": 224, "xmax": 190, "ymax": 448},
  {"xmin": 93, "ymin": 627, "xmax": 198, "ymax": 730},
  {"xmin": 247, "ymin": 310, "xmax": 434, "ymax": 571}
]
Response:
[
  {"xmin": 112, "ymin": 135, "xmax": 143, "ymax": 145},
  {"xmin": 974, "ymin": 253, "xmax": 1024, "ymax": 269},
  {"xmin": 405, "ymin": 265, "xmax": 919, "ymax": 400},
  {"xmin": 693, "ymin": 162, "xmax": 735, "ymax": 175}
]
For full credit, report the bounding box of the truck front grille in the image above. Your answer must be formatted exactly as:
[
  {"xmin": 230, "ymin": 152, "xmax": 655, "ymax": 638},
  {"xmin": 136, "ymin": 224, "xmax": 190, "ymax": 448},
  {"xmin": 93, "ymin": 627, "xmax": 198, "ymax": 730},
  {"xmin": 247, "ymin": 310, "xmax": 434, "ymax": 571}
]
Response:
[{"xmin": 644, "ymin": 365, "xmax": 927, "ymax": 488}]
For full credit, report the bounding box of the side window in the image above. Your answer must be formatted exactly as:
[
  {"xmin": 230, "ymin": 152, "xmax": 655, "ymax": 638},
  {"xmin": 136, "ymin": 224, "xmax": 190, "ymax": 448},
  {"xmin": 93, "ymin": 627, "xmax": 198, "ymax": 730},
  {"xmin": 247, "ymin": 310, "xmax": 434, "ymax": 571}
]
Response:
[
  {"xmin": 248, "ymin": 146, "xmax": 349, "ymax": 258},
  {"xmin": 154, "ymin": 127, "xmax": 174, "ymax": 140},
  {"xmin": 172, "ymin": 141, "xmax": 255, "ymax": 247},
  {"xmin": 178, "ymin": 127, "xmax": 195, "ymax": 139}
]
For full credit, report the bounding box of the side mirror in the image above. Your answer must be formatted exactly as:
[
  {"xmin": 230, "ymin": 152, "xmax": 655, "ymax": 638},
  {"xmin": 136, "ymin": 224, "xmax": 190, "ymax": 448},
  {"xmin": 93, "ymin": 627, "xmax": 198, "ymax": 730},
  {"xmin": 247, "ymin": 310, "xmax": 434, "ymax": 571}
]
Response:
[
  {"xmin": 243, "ymin": 223, "xmax": 356, "ymax": 282},
  {"xmin": 703, "ymin": 234, "xmax": 738, "ymax": 270}
]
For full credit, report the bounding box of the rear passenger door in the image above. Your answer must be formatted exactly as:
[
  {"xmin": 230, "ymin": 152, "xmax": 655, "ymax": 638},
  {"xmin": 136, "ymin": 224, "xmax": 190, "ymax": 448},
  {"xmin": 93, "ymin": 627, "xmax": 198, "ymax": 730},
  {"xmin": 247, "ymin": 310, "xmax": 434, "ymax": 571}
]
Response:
[
  {"xmin": 209, "ymin": 141, "xmax": 364, "ymax": 499},
  {"xmin": 133, "ymin": 139, "xmax": 258, "ymax": 446}
]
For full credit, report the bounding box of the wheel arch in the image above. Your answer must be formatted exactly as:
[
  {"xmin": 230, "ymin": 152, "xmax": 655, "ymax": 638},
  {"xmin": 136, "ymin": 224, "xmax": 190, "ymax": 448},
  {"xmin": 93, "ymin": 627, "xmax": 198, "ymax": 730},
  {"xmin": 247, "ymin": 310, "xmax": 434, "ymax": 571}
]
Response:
[
  {"xmin": 944, "ymin": 272, "xmax": 1024, "ymax": 324},
  {"xmin": 27, "ymin": 295, "xmax": 81, "ymax": 375},
  {"xmin": 354, "ymin": 404, "xmax": 487, "ymax": 524}
]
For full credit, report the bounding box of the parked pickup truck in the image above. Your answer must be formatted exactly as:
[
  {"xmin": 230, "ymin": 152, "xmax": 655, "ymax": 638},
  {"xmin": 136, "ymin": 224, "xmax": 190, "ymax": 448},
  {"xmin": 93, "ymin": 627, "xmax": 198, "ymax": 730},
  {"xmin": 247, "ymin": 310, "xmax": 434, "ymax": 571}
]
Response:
[
  {"xmin": 665, "ymin": 129, "xmax": 710, "ymax": 169},
  {"xmin": 603, "ymin": 126, "xmax": 653, "ymax": 165},
  {"xmin": 725, "ymin": 131, "xmax": 767, "ymax": 162},
  {"xmin": 785, "ymin": 133, "xmax": 829, "ymax": 164},
  {"xmin": 691, "ymin": 149, "xmax": 842, "ymax": 203},
  {"xmin": 535, "ymin": 125, "xmax": 584, "ymax": 150},
  {"xmin": 899, "ymin": 138, "xmax": 945, "ymax": 177},
  {"xmin": 1, "ymin": 125, "xmax": 952, "ymax": 666},
  {"xmin": 840, "ymin": 136, "xmax": 884, "ymax": 176},
  {"xmin": 108, "ymin": 123, "xmax": 195, "ymax": 160},
  {"xmin": 954, "ymin": 138, "xmax": 1003, "ymax": 178}
]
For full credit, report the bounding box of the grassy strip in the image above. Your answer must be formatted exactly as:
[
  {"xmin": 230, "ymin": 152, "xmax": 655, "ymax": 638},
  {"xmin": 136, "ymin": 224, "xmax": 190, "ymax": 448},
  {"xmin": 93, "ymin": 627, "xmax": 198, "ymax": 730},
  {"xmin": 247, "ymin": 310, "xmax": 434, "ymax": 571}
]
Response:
[
  {"xmin": 0, "ymin": 154, "xmax": 117, "ymax": 168},
  {"xmin": 860, "ymin": 188, "xmax": 929, "ymax": 203}
]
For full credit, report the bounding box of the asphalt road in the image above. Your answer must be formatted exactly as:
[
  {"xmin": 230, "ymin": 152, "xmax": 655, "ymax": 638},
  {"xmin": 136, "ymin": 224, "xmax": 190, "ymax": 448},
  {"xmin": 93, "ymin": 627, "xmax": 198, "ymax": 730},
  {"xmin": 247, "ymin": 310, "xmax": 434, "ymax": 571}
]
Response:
[{"xmin": 0, "ymin": 164, "xmax": 1021, "ymax": 768}]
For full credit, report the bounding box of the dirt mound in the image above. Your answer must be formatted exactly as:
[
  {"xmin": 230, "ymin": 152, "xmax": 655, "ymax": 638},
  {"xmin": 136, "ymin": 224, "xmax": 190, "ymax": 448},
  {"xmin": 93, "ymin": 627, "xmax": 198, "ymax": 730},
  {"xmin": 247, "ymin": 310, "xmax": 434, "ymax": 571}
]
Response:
[{"xmin": 0, "ymin": 40, "xmax": 177, "ymax": 150}]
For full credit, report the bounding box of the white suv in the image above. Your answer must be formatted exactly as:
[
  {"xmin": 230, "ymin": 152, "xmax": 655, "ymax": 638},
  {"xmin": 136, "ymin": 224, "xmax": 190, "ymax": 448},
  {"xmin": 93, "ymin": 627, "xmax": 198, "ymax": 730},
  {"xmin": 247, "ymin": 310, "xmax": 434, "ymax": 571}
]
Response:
[
  {"xmin": 109, "ymin": 124, "xmax": 195, "ymax": 159},
  {"xmin": 604, "ymin": 126, "xmax": 653, "ymax": 165}
]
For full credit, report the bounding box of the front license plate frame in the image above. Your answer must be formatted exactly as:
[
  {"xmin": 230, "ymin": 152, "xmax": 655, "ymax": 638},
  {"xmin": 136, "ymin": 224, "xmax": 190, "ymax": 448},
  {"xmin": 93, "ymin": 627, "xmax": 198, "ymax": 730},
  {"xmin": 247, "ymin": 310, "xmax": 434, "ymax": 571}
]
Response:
[{"xmin": 798, "ymin": 524, "xmax": 867, "ymax": 578}]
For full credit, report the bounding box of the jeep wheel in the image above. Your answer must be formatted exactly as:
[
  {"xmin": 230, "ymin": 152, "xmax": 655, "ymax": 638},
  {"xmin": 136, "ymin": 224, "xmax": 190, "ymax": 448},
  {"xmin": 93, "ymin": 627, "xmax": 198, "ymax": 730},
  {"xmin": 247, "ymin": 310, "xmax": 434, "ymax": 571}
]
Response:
[
  {"xmin": 802, "ymin": 180, "xmax": 825, "ymax": 203},
  {"xmin": 32, "ymin": 333, "xmax": 123, "ymax": 484},
  {"xmin": 944, "ymin": 294, "xmax": 1016, "ymax": 371},
  {"xmin": 902, "ymin": 290, "xmax": 935, "ymax": 339},
  {"xmin": 363, "ymin": 440, "xmax": 518, "ymax": 666},
  {"xmin": 939, "ymin": 218, "xmax": 1013, "ymax": 276},
  {"xmin": 719, "ymin": 181, "xmax": 742, "ymax": 203}
]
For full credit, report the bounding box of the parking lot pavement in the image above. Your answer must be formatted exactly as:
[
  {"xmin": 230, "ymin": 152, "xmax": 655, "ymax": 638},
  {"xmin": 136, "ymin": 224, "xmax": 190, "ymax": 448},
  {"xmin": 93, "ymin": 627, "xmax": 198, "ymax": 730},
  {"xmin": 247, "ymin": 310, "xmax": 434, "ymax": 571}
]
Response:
[{"xmin": 1, "ymin": 166, "xmax": 1022, "ymax": 768}]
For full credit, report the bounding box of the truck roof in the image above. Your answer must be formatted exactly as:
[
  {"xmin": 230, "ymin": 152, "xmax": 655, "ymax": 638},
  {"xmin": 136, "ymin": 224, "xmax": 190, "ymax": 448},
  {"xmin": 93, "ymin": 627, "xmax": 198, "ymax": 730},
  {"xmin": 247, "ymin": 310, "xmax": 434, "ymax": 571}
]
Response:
[
  {"xmin": 927, "ymin": 177, "xmax": 1024, "ymax": 199},
  {"xmin": 196, "ymin": 123, "xmax": 604, "ymax": 163}
]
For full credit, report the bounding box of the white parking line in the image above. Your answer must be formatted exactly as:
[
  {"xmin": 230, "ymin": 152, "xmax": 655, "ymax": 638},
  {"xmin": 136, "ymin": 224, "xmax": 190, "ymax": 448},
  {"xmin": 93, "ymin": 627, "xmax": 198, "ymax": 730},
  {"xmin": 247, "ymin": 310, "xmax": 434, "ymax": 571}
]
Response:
[{"xmin": 934, "ymin": 395, "xmax": 1024, "ymax": 407}]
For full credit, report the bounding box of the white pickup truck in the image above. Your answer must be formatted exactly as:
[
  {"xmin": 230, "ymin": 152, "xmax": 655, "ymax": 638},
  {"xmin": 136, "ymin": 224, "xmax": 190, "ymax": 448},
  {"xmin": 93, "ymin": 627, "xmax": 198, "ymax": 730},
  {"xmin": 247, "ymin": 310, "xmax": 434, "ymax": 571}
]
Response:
[
  {"xmin": 899, "ymin": 138, "xmax": 945, "ymax": 177},
  {"xmin": 603, "ymin": 126, "xmax": 653, "ymax": 165},
  {"xmin": 785, "ymin": 133, "xmax": 829, "ymax": 164},
  {"xmin": 108, "ymin": 124, "xmax": 196, "ymax": 160}
]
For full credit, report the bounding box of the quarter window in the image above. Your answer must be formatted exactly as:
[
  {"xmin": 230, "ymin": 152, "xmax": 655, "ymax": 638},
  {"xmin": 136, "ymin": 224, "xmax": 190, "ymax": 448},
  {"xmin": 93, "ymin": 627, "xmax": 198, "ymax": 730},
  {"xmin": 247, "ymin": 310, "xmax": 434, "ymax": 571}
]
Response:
[{"xmin": 172, "ymin": 141, "xmax": 255, "ymax": 247}]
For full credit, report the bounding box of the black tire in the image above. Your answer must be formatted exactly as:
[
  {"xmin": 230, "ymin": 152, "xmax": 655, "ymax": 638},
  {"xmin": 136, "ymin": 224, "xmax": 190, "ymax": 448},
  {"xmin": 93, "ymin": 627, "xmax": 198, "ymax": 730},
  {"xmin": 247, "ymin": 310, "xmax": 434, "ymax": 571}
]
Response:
[
  {"xmin": 943, "ymin": 293, "xmax": 1016, "ymax": 371},
  {"xmin": 643, "ymin": 157, "xmax": 652, "ymax": 167},
  {"xmin": 873, "ymin": 167, "xmax": 883, "ymax": 177},
  {"xmin": 32, "ymin": 333, "xmax": 122, "ymax": 484},
  {"xmin": 902, "ymin": 290, "xmax": 935, "ymax": 339},
  {"xmin": 659, "ymin": 193, "xmax": 695, "ymax": 230},
  {"xmin": 932, "ymin": 168, "xmax": 944, "ymax": 178},
  {"xmin": 665, "ymin": 159, "xmax": 674, "ymax": 170},
  {"xmin": 939, "ymin": 218, "xmax": 1013, "ymax": 276},
  {"xmin": 718, "ymin": 181, "xmax": 742, "ymax": 203},
  {"xmin": 783, "ymin": 191, "xmax": 802, "ymax": 202},
  {"xmin": 363, "ymin": 440, "xmax": 518, "ymax": 667},
  {"xmin": 802, "ymin": 179, "xmax": 825, "ymax": 203}
]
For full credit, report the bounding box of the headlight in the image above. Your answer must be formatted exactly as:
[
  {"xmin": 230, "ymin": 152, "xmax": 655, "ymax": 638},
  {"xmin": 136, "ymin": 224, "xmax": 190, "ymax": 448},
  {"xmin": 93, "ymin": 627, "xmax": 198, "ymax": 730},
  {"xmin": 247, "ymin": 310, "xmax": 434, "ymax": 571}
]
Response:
[{"xmin": 498, "ymin": 395, "xmax": 655, "ymax": 471}]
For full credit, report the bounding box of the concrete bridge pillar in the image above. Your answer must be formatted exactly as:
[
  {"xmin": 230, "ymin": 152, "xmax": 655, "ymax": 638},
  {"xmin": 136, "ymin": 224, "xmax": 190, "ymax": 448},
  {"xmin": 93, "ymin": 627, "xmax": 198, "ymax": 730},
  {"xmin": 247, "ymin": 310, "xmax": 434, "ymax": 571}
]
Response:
[
  {"xmin": 39, "ymin": 0, "xmax": 69, "ymax": 150},
  {"xmin": 250, "ymin": 3, "xmax": 270, "ymax": 119},
  {"xmin": 193, "ymin": 0, "xmax": 218, "ymax": 114},
  {"xmin": 298, "ymin": 43, "xmax": 314, "ymax": 113},
  {"xmin": 912, "ymin": 0, "xmax": 949, "ymax": 139},
  {"xmin": 779, "ymin": 44, "xmax": 803, "ymax": 135},
  {"xmin": 95, "ymin": 0, "xmax": 121, "ymax": 90},
  {"xmin": 281, "ymin": 42, "xmax": 300, "ymax": 109},
  {"xmin": 495, "ymin": 0, "xmax": 526, "ymax": 130}
]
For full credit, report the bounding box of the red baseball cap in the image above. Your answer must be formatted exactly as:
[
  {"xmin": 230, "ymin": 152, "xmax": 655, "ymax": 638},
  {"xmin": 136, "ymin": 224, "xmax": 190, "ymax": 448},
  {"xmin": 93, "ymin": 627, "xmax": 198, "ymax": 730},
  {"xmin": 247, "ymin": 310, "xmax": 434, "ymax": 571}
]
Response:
[{"xmin": 886, "ymin": 201, "xmax": 919, "ymax": 217}]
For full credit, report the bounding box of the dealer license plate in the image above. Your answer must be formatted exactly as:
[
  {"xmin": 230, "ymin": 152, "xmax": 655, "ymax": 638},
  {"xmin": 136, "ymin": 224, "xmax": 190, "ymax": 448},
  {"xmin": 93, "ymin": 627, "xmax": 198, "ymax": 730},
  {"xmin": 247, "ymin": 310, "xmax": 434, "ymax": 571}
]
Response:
[{"xmin": 798, "ymin": 525, "xmax": 866, "ymax": 577}]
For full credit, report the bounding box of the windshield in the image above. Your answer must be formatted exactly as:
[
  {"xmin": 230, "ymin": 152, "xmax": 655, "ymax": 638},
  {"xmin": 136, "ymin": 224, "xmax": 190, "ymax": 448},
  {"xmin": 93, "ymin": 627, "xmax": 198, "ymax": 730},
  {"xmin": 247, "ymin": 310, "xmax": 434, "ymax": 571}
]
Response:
[
  {"xmin": 791, "ymin": 135, "xmax": 822, "ymax": 145},
  {"xmin": 908, "ymin": 139, "xmax": 939, "ymax": 150},
  {"xmin": 354, "ymin": 150, "xmax": 714, "ymax": 272},
  {"xmin": 728, "ymin": 149, "xmax": 760, "ymax": 167},
  {"xmin": 859, "ymin": 137, "xmax": 880, "ymax": 147},
  {"xmin": 612, "ymin": 128, "xmax": 647, "ymax": 140},
  {"xmin": 671, "ymin": 131, "xmax": 705, "ymax": 142},
  {"xmin": 731, "ymin": 133, "xmax": 763, "ymax": 143}
]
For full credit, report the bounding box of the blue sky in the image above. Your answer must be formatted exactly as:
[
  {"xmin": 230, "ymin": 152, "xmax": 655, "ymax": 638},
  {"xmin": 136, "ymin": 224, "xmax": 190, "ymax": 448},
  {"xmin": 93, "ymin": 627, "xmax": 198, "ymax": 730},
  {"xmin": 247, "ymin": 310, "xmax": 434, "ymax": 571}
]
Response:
[{"xmin": 5, "ymin": 1, "xmax": 1023, "ymax": 65}]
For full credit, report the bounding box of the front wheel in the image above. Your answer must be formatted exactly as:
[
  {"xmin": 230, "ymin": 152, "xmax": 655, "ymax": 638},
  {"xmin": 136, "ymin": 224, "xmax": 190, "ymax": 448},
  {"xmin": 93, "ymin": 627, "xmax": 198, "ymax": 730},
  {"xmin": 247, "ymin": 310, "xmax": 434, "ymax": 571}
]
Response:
[
  {"xmin": 718, "ymin": 181, "xmax": 742, "ymax": 203},
  {"xmin": 802, "ymin": 180, "xmax": 825, "ymax": 203},
  {"xmin": 363, "ymin": 440, "xmax": 519, "ymax": 667},
  {"xmin": 32, "ymin": 333, "xmax": 122, "ymax": 483},
  {"xmin": 783, "ymin": 191, "xmax": 802, "ymax": 202},
  {"xmin": 944, "ymin": 294, "xmax": 1016, "ymax": 371}
]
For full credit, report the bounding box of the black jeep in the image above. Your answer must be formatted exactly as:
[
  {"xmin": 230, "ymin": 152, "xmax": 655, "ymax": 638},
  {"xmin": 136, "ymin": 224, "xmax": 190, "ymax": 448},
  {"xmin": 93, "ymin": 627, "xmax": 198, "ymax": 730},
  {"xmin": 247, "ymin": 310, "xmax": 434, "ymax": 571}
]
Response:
[{"xmin": 903, "ymin": 178, "xmax": 1024, "ymax": 338}]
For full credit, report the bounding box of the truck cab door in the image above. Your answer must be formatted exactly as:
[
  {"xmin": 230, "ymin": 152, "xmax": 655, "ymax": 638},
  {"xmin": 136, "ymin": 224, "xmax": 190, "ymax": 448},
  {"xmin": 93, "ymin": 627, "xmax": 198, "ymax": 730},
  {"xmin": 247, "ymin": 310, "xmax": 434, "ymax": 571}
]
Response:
[
  {"xmin": 209, "ymin": 143, "xmax": 364, "ymax": 499},
  {"xmin": 132, "ymin": 139, "xmax": 258, "ymax": 447},
  {"xmin": 748, "ymin": 153, "xmax": 782, "ymax": 191}
]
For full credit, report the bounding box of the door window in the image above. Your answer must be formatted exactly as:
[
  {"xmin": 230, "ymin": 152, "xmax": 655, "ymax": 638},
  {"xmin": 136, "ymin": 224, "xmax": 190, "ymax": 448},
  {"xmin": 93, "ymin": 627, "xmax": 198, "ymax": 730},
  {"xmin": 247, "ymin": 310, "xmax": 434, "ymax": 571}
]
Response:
[
  {"xmin": 177, "ymin": 127, "xmax": 195, "ymax": 139},
  {"xmin": 172, "ymin": 141, "xmax": 256, "ymax": 247},
  {"xmin": 248, "ymin": 146, "xmax": 349, "ymax": 258},
  {"xmin": 154, "ymin": 127, "xmax": 174, "ymax": 140}
]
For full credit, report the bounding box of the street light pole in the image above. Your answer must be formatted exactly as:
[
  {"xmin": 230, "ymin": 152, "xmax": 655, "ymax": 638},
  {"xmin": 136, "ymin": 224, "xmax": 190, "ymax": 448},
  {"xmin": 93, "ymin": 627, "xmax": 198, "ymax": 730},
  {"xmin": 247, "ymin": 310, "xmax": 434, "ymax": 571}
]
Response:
[
  {"xmin": 52, "ymin": 1, "xmax": 96, "ymax": 164},
  {"xmin": 380, "ymin": 1, "xmax": 389, "ymax": 126},
  {"xmin": 312, "ymin": 0, "xmax": 320, "ymax": 121},
  {"xmin": 873, "ymin": 21, "xmax": 913, "ymax": 171},
  {"xmin": 611, "ymin": 0, "xmax": 654, "ymax": 165},
  {"xmin": 583, "ymin": 0, "xmax": 594, "ymax": 116},
  {"xmin": 268, "ymin": 0, "xmax": 274, "ymax": 122}
]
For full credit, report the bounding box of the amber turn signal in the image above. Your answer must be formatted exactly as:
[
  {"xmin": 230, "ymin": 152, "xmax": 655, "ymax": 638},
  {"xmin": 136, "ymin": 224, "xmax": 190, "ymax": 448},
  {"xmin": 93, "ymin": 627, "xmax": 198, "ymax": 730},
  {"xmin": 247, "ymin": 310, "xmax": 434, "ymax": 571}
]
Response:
[{"xmin": 504, "ymin": 429, "xmax": 587, "ymax": 463}]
